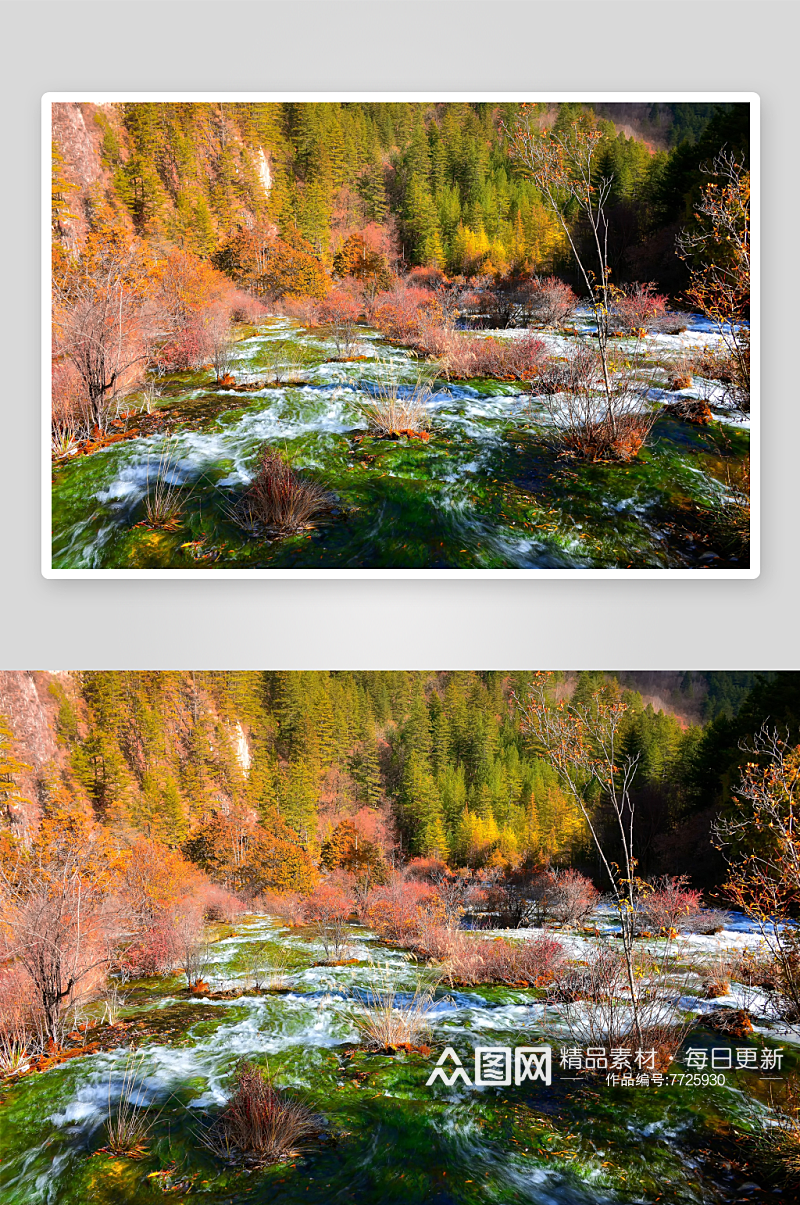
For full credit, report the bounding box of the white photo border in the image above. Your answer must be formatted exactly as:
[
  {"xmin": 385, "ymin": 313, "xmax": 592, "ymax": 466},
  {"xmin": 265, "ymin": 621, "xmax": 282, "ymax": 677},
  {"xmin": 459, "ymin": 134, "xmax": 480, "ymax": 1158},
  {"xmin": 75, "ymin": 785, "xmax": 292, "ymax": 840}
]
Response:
[{"xmin": 41, "ymin": 91, "xmax": 760, "ymax": 580}]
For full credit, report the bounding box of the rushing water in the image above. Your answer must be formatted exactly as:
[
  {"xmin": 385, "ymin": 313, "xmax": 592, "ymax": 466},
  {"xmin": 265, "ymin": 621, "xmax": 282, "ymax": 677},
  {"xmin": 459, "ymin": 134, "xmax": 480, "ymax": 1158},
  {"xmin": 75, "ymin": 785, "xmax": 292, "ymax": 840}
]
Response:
[
  {"xmin": 0, "ymin": 915, "xmax": 790, "ymax": 1205},
  {"xmin": 50, "ymin": 318, "xmax": 750, "ymax": 571}
]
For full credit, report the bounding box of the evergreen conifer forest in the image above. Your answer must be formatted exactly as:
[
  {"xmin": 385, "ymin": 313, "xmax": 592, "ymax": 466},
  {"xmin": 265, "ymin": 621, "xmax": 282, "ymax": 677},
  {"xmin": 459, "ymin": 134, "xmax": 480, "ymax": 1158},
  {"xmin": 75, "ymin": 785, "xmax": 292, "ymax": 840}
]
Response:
[
  {"xmin": 0, "ymin": 669, "xmax": 798, "ymax": 1204},
  {"xmin": 49, "ymin": 99, "xmax": 752, "ymax": 572}
]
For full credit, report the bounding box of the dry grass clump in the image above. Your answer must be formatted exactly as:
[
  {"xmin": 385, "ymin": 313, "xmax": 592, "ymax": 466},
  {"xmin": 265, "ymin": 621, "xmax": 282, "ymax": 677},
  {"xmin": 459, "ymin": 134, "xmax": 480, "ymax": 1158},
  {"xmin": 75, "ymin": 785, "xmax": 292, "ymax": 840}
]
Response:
[
  {"xmin": 143, "ymin": 440, "xmax": 187, "ymax": 530},
  {"xmin": 355, "ymin": 361, "xmax": 433, "ymax": 439},
  {"xmin": 662, "ymin": 398, "xmax": 713, "ymax": 425},
  {"xmin": 706, "ymin": 1008, "xmax": 754, "ymax": 1038},
  {"xmin": 747, "ymin": 1083, "xmax": 800, "ymax": 1189},
  {"xmin": 700, "ymin": 955, "xmax": 733, "ymax": 999},
  {"xmin": 354, "ymin": 986, "xmax": 433, "ymax": 1052},
  {"xmin": 232, "ymin": 447, "xmax": 335, "ymax": 537},
  {"xmin": 695, "ymin": 456, "xmax": 750, "ymax": 563},
  {"xmin": 104, "ymin": 1050, "xmax": 159, "ymax": 1158},
  {"xmin": 201, "ymin": 1061, "xmax": 318, "ymax": 1167}
]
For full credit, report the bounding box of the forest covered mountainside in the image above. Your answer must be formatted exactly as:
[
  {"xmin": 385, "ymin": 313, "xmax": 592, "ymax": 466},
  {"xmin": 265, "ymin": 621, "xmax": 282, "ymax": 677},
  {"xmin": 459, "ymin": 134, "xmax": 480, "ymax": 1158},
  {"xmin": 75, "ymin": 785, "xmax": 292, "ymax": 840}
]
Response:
[
  {"xmin": 0, "ymin": 671, "xmax": 792, "ymax": 892},
  {"xmin": 52, "ymin": 99, "xmax": 749, "ymax": 291}
]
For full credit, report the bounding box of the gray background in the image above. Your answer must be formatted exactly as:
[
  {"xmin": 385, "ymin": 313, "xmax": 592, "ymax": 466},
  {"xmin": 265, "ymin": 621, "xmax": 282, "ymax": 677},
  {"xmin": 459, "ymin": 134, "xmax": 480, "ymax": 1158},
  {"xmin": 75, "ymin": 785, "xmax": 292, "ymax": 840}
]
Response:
[{"xmin": 2, "ymin": 0, "xmax": 794, "ymax": 670}]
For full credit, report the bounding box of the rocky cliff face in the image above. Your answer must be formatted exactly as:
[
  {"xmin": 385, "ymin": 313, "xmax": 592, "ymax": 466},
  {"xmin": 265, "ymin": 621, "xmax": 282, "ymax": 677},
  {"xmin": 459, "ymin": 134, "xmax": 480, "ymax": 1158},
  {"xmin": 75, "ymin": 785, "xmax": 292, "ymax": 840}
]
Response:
[
  {"xmin": 0, "ymin": 671, "xmax": 74, "ymax": 826},
  {"xmin": 51, "ymin": 102, "xmax": 124, "ymax": 245},
  {"xmin": 0, "ymin": 672, "xmax": 63, "ymax": 770}
]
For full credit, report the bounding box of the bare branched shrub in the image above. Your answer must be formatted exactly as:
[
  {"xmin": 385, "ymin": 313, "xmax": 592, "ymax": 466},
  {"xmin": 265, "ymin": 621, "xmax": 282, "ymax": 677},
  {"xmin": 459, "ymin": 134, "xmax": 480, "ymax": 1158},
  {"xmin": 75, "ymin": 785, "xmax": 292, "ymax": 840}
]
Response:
[
  {"xmin": 319, "ymin": 290, "xmax": 362, "ymax": 358},
  {"xmin": 637, "ymin": 876, "xmax": 704, "ymax": 935},
  {"xmin": 528, "ymin": 276, "xmax": 579, "ymax": 327},
  {"xmin": 0, "ymin": 964, "xmax": 42, "ymax": 1073},
  {"xmin": 693, "ymin": 331, "xmax": 751, "ymax": 415},
  {"xmin": 206, "ymin": 310, "xmax": 237, "ymax": 383},
  {"xmin": 200, "ymin": 884, "xmax": 246, "ymax": 924},
  {"xmin": 691, "ymin": 908, "xmax": 731, "ymax": 935},
  {"xmin": 677, "ymin": 151, "xmax": 750, "ymax": 414},
  {"xmin": 434, "ymin": 931, "xmax": 565, "ymax": 988},
  {"xmin": 610, "ymin": 283, "xmax": 668, "ymax": 335},
  {"xmin": 229, "ymin": 291, "xmax": 268, "ymax": 324},
  {"xmin": 100, "ymin": 981, "xmax": 130, "ymax": 1026},
  {"xmin": 280, "ymin": 296, "xmax": 321, "ymax": 325},
  {"xmin": 432, "ymin": 330, "xmax": 547, "ymax": 382},
  {"xmin": 547, "ymin": 944, "xmax": 693, "ymax": 1071},
  {"xmin": 305, "ymin": 881, "xmax": 353, "ymax": 961},
  {"xmin": 530, "ymin": 343, "xmax": 658, "ymax": 462},
  {"xmin": 52, "ymin": 357, "xmax": 89, "ymax": 451},
  {"xmin": 53, "ymin": 241, "xmax": 163, "ymax": 432},
  {"xmin": 255, "ymin": 339, "xmax": 319, "ymax": 384},
  {"xmin": 200, "ymin": 1061, "xmax": 318, "ymax": 1167},
  {"xmin": 172, "ymin": 908, "xmax": 211, "ymax": 989},
  {"xmin": 232, "ymin": 447, "xmax": 335, "ymax": 537},
  {"xmin": 734, "ymin": 933, "xmax": 800, "ymax": 1027},
  {"xmin": 262, "ymin": 947, "xmax": 295, "ymax": 992},
  {"xmin": 257, "ymin": 891, "xmax": 307, "ymax": 928},
  {"xmin": 545, "ymin": 869, "xmax": 600, "ymax": 927}
]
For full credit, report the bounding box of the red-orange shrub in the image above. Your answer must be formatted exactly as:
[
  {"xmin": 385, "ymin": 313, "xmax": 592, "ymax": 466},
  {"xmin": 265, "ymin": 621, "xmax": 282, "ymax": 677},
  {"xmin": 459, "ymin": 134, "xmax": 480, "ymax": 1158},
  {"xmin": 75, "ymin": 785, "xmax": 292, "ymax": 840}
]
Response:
[
  {"xmin": 611, "ymin": 283, "xmax": 669, "ymax": 334},
  {"xmin": 364, "ymin": 876, "xmax": 442, "ymax": 942},
  {"xmin": 370, "ymin": 286, "xmax": 441, "ymax": 343}
]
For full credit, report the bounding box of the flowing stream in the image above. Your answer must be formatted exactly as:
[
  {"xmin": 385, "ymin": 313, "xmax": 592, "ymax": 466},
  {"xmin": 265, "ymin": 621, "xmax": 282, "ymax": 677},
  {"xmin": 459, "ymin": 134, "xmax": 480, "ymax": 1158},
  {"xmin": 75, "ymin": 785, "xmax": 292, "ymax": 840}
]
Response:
[
  {"xmin": 0, "ymin": 914, "xmax": 790, "ymax": 1204},
  {"xmin": 51, "ymin": 318, "xmax": 750, "ymax": 571}
]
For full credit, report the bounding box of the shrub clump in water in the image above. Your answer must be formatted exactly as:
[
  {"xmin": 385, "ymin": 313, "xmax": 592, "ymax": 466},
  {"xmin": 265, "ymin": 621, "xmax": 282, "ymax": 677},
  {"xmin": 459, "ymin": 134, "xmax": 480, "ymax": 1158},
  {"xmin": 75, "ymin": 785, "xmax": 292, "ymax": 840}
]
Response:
[
  {"xmin": 201, "ymin": 1060, "xmax": 319, "ymax": 1167},
  {"xmin": 231, "ymin": 447, "xmax": 335, "ymax": 538}
]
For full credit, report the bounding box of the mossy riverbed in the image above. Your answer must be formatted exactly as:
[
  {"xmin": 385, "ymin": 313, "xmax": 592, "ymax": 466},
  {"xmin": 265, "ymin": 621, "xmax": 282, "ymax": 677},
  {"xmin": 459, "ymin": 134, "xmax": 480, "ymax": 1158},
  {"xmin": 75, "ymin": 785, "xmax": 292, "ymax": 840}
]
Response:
[
  {"xmin": 0, "ymin": 915, "xmax": 789, "ymax": 1204},
  {"xmin": 51, "ymin": 319, "xmax": 750, "ymax": 571}
]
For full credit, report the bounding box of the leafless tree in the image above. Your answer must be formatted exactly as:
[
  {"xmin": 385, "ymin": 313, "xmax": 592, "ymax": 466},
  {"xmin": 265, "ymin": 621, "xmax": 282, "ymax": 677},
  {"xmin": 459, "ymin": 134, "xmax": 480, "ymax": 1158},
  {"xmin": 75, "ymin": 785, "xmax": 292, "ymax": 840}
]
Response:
[
  {"xmin": 53, "ymin": 242, "xmax": 163, "ymax": 432},
  {"xmin": 507, "ymin": 111, "xmax": 656, "ymax": 458},
  {"xmin": 0, "ymin": 843, "xmax": 121, "ymax": 1046},
  {"xmin": 517, "ymin": 674, "xmax": 647, "ymax": 1045},
  {"xmin": 205, "ymin": 309, "xmax": 237, "ymax": 383}
]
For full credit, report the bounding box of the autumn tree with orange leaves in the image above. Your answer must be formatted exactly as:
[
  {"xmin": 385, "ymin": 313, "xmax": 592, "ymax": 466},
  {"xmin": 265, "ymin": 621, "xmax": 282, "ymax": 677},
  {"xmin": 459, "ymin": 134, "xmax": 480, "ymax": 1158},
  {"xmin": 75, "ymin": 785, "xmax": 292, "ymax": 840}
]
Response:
[
  {"xmin": 713, "ymin": 728, "xmax": 800, "ymax": 1029},
  {"xmin": 677, "ymin": 150, "xmax": 751, "ymax": 413}
]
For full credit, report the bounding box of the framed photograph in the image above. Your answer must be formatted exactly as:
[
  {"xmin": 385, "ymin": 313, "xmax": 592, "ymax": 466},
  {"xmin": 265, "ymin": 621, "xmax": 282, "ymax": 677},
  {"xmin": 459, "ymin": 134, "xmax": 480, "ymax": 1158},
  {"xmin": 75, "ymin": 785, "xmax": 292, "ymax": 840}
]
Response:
[
  {"xmin": 0, "ymin": 667, "xmax": 794, "ymax": 1200},
  {"xmin": 43, "ymin": 93, "xmax": 758, "ymax": 577}
]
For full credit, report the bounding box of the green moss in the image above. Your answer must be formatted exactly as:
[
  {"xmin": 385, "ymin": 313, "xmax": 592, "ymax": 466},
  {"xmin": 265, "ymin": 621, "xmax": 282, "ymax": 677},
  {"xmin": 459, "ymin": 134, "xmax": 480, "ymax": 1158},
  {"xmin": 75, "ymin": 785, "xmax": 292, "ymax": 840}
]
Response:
[{"xmin": 52, "ymin": 324, "xmax": 750, "ymax": 571}]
